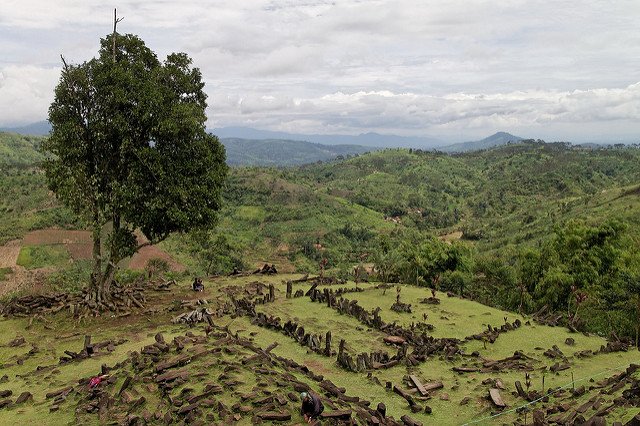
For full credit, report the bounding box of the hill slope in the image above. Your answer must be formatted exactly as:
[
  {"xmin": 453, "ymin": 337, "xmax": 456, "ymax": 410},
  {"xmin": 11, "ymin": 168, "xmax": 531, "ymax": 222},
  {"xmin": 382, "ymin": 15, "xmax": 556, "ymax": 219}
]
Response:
[
  {"xmin": 221, "ymin": 137, "xmax": 374, "ymax": 166},
  {"xmin": 438, "ymin": 131, "xmax": 524, "ymax": 153},
  {"xmin": 0, "ymin": 132, "xmax": 46, "ymax": 167},
  {"xmin": 0, "ymin": 121, "xmax": 51, "ymax": 136},
  {"xmin": 213, "ymin": 126, "xmax": 442, "ymax": 148}
]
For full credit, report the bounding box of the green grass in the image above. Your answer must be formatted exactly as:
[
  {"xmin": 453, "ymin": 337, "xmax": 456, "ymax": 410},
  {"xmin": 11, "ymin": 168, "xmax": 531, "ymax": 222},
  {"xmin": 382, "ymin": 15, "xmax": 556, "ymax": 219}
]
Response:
[
  {"xmin": 0, "ymin": 274, "xmax": 638, "ymax": 425},
  {"xmin": 215, "ymin": 275, "xmax": 640, "ymax": 424},
  {"xmin": 0, "ymin": 267, "xmax": 12, "ymax": 281},
  {"xmin": 16, "ymin": 245, "xmax": 71, "ymax": 270}
]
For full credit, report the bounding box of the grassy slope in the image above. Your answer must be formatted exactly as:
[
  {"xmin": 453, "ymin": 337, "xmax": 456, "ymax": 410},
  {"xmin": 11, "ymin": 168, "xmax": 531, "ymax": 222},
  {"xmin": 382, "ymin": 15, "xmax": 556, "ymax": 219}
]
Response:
[
  {"xmin": 3, "ymin": 132, "xmax": 639, "ymax": 274},
  {"xmin": 221, "ymin": 137, "xmax": 374, "ymax": 166},
  {"xmin": 163, "ymin": 143, "xmax": 640, "ymax": 274},
  {"xmin": 0, "ymin": 133, "xmax": 77, "ymax": 245},
  {"xmin": 1, "ymin": 274, "xmax": 638, "ymax": 425}
]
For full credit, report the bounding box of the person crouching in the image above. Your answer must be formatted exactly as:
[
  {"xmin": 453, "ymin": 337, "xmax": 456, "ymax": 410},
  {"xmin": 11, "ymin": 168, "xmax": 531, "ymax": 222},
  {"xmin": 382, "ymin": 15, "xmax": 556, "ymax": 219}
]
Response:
[
  {"xmin": 300, "ymin": 391, "xmax": 324, "ymax": 423},
  {"xmin": 192, "ymin": 277, "xmax": 204, "ymax": 292}
]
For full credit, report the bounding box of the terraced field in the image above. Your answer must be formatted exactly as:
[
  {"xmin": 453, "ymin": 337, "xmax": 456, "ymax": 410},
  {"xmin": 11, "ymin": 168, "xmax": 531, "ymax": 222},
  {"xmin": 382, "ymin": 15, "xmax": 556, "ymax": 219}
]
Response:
[{"xmin": 0, "ymin": 274, "xmax": 638, "ymax": 425}]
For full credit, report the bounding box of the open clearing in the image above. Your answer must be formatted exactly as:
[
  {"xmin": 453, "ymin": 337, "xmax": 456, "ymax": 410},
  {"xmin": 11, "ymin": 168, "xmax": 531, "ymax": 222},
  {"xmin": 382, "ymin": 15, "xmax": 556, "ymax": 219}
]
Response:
[{"xmin": 0, "ymin": 274, "xmax": 638, "ymax": 425}]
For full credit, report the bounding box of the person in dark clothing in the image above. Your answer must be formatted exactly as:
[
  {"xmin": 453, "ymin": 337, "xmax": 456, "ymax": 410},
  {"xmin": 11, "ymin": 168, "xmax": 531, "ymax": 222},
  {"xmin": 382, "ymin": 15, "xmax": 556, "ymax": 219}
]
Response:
[
  {"xmin": 192, "ymin": 277, "xmax": 204, "ymax": 292},
  {"xmin": 300, "ymin": 392, "xmax": 324, "ymax": 423}
]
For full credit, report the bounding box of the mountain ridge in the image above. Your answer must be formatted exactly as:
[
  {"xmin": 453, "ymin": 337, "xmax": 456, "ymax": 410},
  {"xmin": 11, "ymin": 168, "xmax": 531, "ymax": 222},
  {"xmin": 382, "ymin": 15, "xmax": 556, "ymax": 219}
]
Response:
[
  {"xmin": 212, "ymin": 126, "xmax": 443, "ymax": 148},
  {"xmin": 436, "ymin": 131, "xmax": 525, "ymax": 153}
]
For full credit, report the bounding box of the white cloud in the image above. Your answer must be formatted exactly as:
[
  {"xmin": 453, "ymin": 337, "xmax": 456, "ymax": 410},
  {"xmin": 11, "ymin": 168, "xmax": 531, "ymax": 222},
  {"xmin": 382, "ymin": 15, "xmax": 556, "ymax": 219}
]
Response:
[
  {"xmin": 1, "ymin": 0, "xmax": 640, "ymax": 140},
  {"xmin": 0, "ymin": 65, "xmax": 59, "ymax": 126}
]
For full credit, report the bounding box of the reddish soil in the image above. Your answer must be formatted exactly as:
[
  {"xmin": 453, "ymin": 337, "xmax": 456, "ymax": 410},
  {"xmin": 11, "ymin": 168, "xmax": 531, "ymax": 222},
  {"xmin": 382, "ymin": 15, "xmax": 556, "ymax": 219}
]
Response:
[
  {"xmin": 0, "ymin": 266, "xmax": 49, "ymax": 298},
  {"xmin": 23, "ymin": 229, "xmax": 92, "ymax": 245},
  {"xmin": 66, "ymin": 243, "xmax": 93, "ymax": 260},
  {"xmin": 20, "ymin": 228, "xmax": 185, "ymax": 272},
  {"xmin": 127, "ymin": 245, "xmax": 185, "ymax": 272}
]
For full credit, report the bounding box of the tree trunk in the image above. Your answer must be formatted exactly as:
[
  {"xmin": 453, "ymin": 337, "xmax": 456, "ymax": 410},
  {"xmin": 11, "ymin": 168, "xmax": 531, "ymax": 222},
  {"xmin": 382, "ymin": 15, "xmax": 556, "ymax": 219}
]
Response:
[
  {"xmin": 90, "ymin": 214, "xmax": 102, "ymax": 298},
  {"xmin": 636, "ymin": 295, "xmax": 640, "ymax": 350},
  {"xmin": 87, "ymin": 216, "xmax": 120, "ymax": 306}
]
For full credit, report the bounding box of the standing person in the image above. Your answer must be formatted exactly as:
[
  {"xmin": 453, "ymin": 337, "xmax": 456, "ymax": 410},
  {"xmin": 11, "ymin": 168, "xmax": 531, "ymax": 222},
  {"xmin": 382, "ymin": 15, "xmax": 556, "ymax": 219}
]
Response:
[{"xmin": 300, "ymin": 392, "xmax": 324, "ymax": 423}]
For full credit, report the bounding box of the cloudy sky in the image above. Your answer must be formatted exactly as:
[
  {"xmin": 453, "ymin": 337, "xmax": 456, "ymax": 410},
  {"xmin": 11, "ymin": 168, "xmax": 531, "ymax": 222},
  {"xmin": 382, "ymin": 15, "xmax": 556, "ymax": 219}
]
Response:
[{"xmin": 1, "ymin": 0, "xmax": 639, "ymax": 142}]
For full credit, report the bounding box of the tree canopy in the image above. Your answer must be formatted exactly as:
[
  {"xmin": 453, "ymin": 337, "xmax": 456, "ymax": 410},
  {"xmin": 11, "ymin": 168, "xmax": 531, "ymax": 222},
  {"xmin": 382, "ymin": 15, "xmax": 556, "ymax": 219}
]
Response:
[{"xmin": 43, "ymin": 33, "xmax": 227, "ymax": 306}]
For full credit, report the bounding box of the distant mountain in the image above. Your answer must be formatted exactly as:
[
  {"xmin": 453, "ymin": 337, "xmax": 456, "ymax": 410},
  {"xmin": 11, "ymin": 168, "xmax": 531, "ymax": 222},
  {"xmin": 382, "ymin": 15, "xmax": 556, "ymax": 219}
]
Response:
[
  {"xmin": 221, "ymin": 138, "xmax": 374, "ymax": 166},
  {"xmin": 212, "ymin": 126, "xmax": 442, "ymax": 149},
  {"xmin": 437, "ymin": 132, "xmax": 524, "ymax": 153},
  {"xmin": 0, "ymin": 121, "xmax": 51, "ymax": 136}
]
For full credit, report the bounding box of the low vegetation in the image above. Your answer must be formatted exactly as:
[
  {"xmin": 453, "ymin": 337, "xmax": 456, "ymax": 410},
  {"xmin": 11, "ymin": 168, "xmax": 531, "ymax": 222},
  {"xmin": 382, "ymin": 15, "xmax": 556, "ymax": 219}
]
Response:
[{"xmin": 1, "ymin": 129, "xmax": 640, "ymax": 423}]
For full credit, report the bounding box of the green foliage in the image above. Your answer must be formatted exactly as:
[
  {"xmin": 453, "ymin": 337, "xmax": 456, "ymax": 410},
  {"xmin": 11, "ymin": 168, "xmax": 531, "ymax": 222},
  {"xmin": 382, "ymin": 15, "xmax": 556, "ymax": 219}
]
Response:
[
  {"xmin": 42, "ymin": 32, "xmax": 227, "ymax": 298},
  {"xmin": 16, "ymin": 245, "xmax": 70, "ymax": 270},
  {"xmin": 188, "ymin": 230, "xmax": 246, "ymax": 275},
  {"xmin": 222, "ymin": 138, "xmax": 372, "ymax": 166},
  {"xmin": 439, "ymin": 269, "xmax": 472, "ymax": 295},
  {"xmin": 46, "ymin": 260, "xmax": 92, "ymax": 293},
  {"xmin": 145, "ymin": 258, "xmax": 170, "ymax": 279},
  {"xmin": 0, "ymin": 132, "xmax": 46, "ymax": 168},
  {"xmin": 114, "ymin": 268, "xmax": 146, "ymax": 285},
  {"xmin": 0, "ymin": 267, "xmax": 13, "ymax": 281}
]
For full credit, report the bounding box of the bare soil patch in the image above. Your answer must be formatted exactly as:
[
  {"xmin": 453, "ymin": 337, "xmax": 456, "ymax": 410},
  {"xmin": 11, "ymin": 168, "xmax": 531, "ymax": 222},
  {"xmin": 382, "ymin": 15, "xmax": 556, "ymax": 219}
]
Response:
[
  {"xmin": 0, "ymin": 266, "xmax": 49, "ymax": 298},
  {"xmin": 0, "ymin": 239, "xmax": 21, "ymax": 268},
  {"xmin": 23, "ymin": 229, "xmax": 92, "ymax": 245},
  {"xmin": 65, "ymin": 243, "xmax": 93, "ymax": 260},
  {"xmin": 127, "ymin": 245, "xmax": 185, "ymax": 272}
]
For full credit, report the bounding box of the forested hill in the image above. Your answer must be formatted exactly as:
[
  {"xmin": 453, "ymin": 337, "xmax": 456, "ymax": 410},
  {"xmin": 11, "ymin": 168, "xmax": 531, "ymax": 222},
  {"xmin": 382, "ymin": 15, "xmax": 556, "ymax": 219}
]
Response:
[
  {"xmin": 2, "ymin": 132, "xmax": 640, "ymax": 339},
  {"xmin": 205, "ymin": 140, "xmax": 640, "ymax": 277},
  {"xmin": 0, "ymin": 132, "xmax": 46, "ymax": 167},
  {"xmin": 437, "ymin": 131, "xmax": 524, "ymax": 153},
  {"xmin": 221, "ymin": 137, "xmax": 374, "ymax": 166},
  {"xmin": 297, "ymin": 141, "xmax": 640, "ymax": 242},
  {"xmin": 199, "ymin": 140, "xmax": 640, "ymax": 339}
]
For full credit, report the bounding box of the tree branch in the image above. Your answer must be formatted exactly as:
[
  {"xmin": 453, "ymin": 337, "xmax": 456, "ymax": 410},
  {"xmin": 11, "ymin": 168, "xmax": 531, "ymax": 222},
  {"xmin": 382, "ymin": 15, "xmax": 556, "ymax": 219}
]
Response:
[
  {"xmin": 135, "ymin": 235, "xmax": 168, "ymax": 252},
  {"xmin": 112, "ymin": 8, "xmax": 124, "ymax": 61}
]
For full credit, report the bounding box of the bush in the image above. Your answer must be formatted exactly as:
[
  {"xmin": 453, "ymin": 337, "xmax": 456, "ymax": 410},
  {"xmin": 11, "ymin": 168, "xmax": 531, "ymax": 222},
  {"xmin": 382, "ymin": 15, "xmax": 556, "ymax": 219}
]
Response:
[
  {"xmin": 46, "ymin": 260, "xmax": 91, "ymax": 293},
  {"xmin": 440, "ymin": 270, "xmax": 472, "ymax": 295},
  {"xmin": 145, "ymin": 258, "xmax": 170, "ymax": 279}
]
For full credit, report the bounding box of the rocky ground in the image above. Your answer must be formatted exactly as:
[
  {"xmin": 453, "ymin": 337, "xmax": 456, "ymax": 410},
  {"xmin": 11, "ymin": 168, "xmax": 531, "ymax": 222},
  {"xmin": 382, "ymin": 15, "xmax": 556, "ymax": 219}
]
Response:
[{"xmin": 0, "ymin": 273, "xmax": 638, "ymax": 425}]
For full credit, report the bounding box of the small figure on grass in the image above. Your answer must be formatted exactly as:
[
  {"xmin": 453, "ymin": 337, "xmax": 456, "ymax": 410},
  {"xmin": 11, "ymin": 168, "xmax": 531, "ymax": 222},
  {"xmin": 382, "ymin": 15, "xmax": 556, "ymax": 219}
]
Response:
[
  {"xmin": 88, "ymin": 374, "xmax": 109, "ymax": 389},
  {"xmin": 192, "ymin": 277, "xmax": 204, "ymax": 292},
  {"xmin": 301, "ymin": 391, "xmax": 324, "ymax": 424}
]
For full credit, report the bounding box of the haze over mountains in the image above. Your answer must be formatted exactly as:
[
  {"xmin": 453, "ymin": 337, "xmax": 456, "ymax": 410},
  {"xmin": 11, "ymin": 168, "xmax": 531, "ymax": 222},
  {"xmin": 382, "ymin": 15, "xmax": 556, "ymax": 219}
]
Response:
[
  {"xmin": 437, "ymin": 132, "xmax": 524, "ymax": 153},
  {"xmin": 2, "ymin": 121, "xmax": 626, "ymax": 166},
  {"xmin": 212, "ymin": 126, "xmax": 443, "ymax": 149}
]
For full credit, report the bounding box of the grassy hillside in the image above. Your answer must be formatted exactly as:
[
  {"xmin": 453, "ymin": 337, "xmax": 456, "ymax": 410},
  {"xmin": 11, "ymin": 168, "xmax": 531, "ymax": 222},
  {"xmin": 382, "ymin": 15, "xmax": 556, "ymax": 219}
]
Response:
[
  {"xmin": 0, "ymin": 132, "xmax": 46, "ymax": 168},
  {"xmin": 2, "ymin": 136, "xmax": 640, "ymax": 338},
  {"xmin": 0, "ymin": 275, "xmax": 638, "ymax": 425},
  {"xmin": 1, "ymin": 136, "xmax": 640, "ymax": 424},
  {"xmin": 296, "ymin": 142, "xmax": 640, "ymax": 249},
  {"xmin": 0, "ymin": 133, "xmax": 78, "ymax": 245}
]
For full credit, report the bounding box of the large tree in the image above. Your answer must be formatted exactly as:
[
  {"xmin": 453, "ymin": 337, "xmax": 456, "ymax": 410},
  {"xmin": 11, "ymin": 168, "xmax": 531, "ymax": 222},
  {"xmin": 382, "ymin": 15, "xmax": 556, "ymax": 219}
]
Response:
[{"xmin": 43, "ymin": 32, "xmax": 227, "ymax": 307}]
